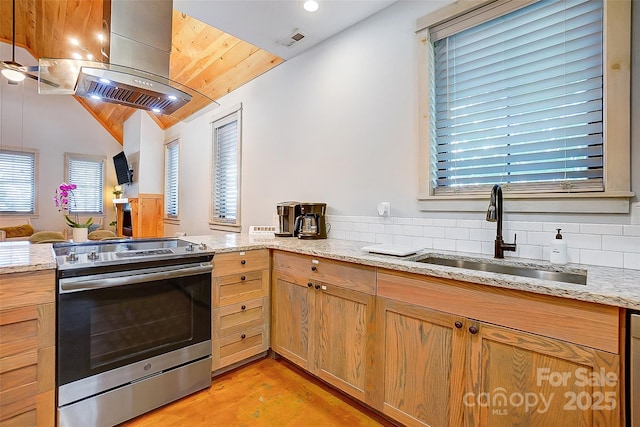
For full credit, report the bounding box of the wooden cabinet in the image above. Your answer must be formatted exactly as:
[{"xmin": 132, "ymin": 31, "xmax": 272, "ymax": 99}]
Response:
[
  {"xmin": 0, "ymin": 270, "xmax": 55, "ymax": 427},
  {"xmin": 272, "ymin": 251, "xmax": 376, "ymax": 403},
  {"xmin": 374, "ymin": 269, "xmax": 621, "ymax": 427},
  {"xmin": 120, "ymin": 193, "xmax": 163, "ymax": 238},
  {"xmin": 211, "ymin": 250, "xmax": 270, "ymax": 372}
]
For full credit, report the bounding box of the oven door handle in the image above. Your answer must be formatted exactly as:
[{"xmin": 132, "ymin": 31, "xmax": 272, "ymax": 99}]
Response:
[{"xmin": 59, "ymin": 263, "xmax": 213, "ymax": 293}]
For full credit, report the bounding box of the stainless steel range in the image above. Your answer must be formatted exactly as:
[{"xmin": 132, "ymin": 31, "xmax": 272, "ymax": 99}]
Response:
[{"xmin": 53, "ymin": 238, "xmax": 214, "ymax": 427}]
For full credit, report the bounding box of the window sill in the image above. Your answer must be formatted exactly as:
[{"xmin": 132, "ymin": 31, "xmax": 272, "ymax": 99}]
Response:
[
  {"xmin": 417, "ymin": 192, "xmax": 635, "ymax": 214},
  {"xmin": 209, "ymin": 223, "xmax": 241, "ymax": 233},
  {"xmin": 164, "ymin": 218, "xmax": 180, "ymax": 226}
]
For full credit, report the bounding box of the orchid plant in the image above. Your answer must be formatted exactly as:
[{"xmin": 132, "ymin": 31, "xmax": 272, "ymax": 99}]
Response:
[{"xmin": 53, "ymin": 183, "xmax": 93, "ymax": 228}]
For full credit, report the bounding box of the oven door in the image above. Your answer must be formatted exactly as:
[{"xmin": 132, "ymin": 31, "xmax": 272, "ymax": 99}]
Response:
[{"xmin": 57, "ymin": 262, "xmax": 212, "ymax": 388}]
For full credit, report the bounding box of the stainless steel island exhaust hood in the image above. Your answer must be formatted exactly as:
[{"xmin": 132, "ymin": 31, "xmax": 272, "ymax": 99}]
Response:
[{"xmin": 37, "ymin": 0, "xmax": 215, "ymax": 118}]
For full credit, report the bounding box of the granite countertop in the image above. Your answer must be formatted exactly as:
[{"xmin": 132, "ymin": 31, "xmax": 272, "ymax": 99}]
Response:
[{"xmin": 2, "ymin": 234, "xmax": 639, "ymax": 310}]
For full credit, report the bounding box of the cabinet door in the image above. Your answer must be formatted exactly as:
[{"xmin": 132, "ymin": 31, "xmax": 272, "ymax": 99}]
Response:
[
  {"xmin": 375, "ymin": 298, "xmax": 466, "ymax": 427},
  {"xmin": 315, "ymin": 283, "xmax": 375, "ymax": 402},
  {"xmin": 271, "ymin": 271, "xmax": 315, "ymax": 371},
  {"xmin": 468, "ymin": 321, "xmax": 620, "ymax": 427}
]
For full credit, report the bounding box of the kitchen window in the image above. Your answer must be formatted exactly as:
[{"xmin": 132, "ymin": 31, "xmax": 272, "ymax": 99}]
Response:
[
  {"xmin": 65, "ymin": 153, "xmax": 105, "ymax": 214},
  {"xmin": 164, "ymin": 139, "xmax": 179, "ymax": 220},
  {"xmin": 210, "ymin": 104, "xmax": 242, "ymax": 231},
  {"xmin": 416, "ymin": 0, "xmax": 632, "ymax": 213},
  {"xmin": 0, "ymin": 148, "xmax": 38, "ymax": 214}
]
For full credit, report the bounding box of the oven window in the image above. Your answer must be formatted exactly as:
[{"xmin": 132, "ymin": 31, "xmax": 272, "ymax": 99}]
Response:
[{"xmin": 90, "ymin": 288, "xmax": 192, "ymax": 368}]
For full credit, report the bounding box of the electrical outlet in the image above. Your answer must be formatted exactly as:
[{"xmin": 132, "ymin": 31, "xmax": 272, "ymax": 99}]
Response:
[{"xmin": 377, "ymin": 202, "xmax": 390, "ymax": 217}]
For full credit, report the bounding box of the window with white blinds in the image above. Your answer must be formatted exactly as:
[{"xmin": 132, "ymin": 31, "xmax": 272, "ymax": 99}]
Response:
[
  {"xmin": 211, "ymin": 107, "xmax": 242, "ymax": 227},
  {"xmin": 431, "ymin": 0, "xmax": 604, "ymax": 195},
  {"xmin": 66, "ymin": 154, "xmax": 105, "ymax": 213},
  {"xmin": 164, "ymin": 140, "xmax": 179, "ymax": 219},
  {"xmin": 0, "ymin": 149, "xmax": 36, "ymax": 214}
]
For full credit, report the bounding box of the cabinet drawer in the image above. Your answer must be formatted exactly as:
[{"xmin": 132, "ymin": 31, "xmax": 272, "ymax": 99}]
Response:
[
  {"xmin": 213, "ymin": 271, "xmax": 269, "ymax": 307},
  {"xmin": 273, "ymin": 251, "xmax": 376, "ymax": 294},
  {"xmin": 212, "ymin": 325, "xmax": 269, "ymax": 370},
  {"xmin": 213, "ymin": 297, "xmax": 269, "ymax": 340},
  {"xmin": 213, "ymin": 249, "xmax": 270, "ymax": 276}
]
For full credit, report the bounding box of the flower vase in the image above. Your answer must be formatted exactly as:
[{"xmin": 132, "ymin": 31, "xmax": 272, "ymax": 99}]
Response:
[{"xmin": 72, "ymin": 227, "xmax": 88, "ymax": 243}]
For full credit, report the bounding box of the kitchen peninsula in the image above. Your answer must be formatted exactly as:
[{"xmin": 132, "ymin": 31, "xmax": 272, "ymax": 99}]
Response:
[{"xmin": 1, "ymin": 235, "xmax": 639, "ymax": 426}]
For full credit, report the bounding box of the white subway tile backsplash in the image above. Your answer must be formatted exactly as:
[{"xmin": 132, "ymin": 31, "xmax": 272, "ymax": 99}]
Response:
[
  {"xmin": 579, "ymin": 223, "xmax": 623, "ymax": 235},
  {"xmin": 579, "ymin": 250, "xmax": 624, "ymax": 268},
  {"xmin": 564, "ymin": 233, "xmax": 602, "ymax": 250},
  {"xmin": 327, "ymin": 215, "xmax": 638, "ymax": 270},
  {"xmin": 457, "ymin": 219, "xmax": 483, "ymax": 229},
  {"xmin": 423, "ymin": 226, "xmax": 445, "ymax": 238},
  {"xmin": 624, "ymin": 225, "xmax": 640, "ymax": 237},
  {"xmin": 433, "ymin": 238, "xmax": 456, "ymax": 251},
  {"xmin": 456, "ymin": 240, "xmax": 482, "ymax": 254},
  {"xmin": 402, "ymin": 225, "xmax": 423, "ymax": 237},
  {"xmin": 623, "ymin": 253, "xmax": 640, "ymax": 270},
  {"xmin": 602, "ymin": 235, "xmax": 640, "ymax": 253},
  {"xmin": 433, "ymin": 218, "xmax": 457, "ymax": 227},
  {"xmin": 445, "ymin": 227, "xmax": 469, "ymax": 240}
]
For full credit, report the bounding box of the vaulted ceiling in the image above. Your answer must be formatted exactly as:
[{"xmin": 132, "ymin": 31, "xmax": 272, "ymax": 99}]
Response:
[{"xmin": 0, "ymin": 0, "xmax": 284, "ymax": 143}]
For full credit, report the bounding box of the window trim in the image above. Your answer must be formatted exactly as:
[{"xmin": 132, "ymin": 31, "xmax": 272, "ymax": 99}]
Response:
[
  {"xmin": 164, "ymin": 138, "xmax": 180, "ymax": 221},
  {"xmin": 416, "ymin": 0, "xmax": 633, "ymax": 214},
  {"xmin": 209, "ymin": 103, "xmax": 242, "ymax": 232},
  {"xmin": 0, "ymin": 146, "xmax": 39, "ymax": 216},
  {"xmin": 64, "ymin": 152, "xmax": 106, "ymax": 215}
]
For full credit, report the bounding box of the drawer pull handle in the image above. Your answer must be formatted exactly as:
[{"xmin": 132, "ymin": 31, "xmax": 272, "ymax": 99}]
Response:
[
  {"xmin": 241, "ymin": 260, "xmax": 246, "ymax": 265},
  {"xmin": 240, "ymin": 275, "xmax": 246, "ymax": 281},
  {"xmin": 454, "ymin": 321, "xmax": 463, "ymax": 329},
  {"xmin": 314, "ymin": 284, "xmax": 320, "ymax": 290},
  {"xmin": 241, "ymin": 334, "xmax": 246, "ymax": 339},
  {"xmin": 241, "ymin": 305, "xmax": 246, "ymax": 310},
  {"xmin": 468, "ymin": 326, "xmax": 479, "ymax": 335},
  {"xmin": 307, "ymin": 282, "xmax": 313, "ymax": 288},
  {"xmin": 311, "ymin": 266, "xmax": 317, "ymax": 272}
]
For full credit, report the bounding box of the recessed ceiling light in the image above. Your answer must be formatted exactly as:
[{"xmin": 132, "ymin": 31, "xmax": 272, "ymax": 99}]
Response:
[
  {"xmin": 303, "ymin": 0, "xmax": 319, "ymax": 12},
  {"xmin": 70, "ymin": 38, "xmax": 80, "ymax": 46},
  {"xmin": 87, "ymin": 54, "xmax": 94, "ymax": 60},
  {"xmin": 72, "ymin": 52, "xmax": 82, "ymax": 60}
]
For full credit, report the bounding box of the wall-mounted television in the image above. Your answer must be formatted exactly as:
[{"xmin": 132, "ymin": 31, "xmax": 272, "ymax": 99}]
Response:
[{"xmin": 113, "ymin": 152, "xmax": 133, "ymax": 185}]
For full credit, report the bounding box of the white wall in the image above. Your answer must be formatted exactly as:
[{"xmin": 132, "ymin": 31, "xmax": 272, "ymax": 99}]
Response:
[
  {"xmin": 122, "ymin": 111, "xmax": 165, "ymax": 197},
  {"xmin": 166, "ymin": 0, "xmax": 639, "ymax": 237},
  {"xmin": 0, "ymin": 45, "xmax": 123, "ymax": 233}
]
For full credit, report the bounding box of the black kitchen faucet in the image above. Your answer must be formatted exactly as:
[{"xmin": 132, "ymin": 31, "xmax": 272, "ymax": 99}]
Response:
[{"xmin": 486, "ymin": 184, "xmax": 517, "ymax": 258}]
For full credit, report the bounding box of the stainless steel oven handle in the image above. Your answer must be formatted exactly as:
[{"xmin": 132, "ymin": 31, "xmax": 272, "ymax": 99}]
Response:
[{"xmin": 59, "ymin": 263, "xmax": 213, "ymax": 293}]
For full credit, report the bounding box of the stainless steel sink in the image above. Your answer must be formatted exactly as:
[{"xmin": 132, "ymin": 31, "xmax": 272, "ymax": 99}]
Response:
[{"xmin": 416, "ymin": 256, "xmax": 587, "ymax": 285}]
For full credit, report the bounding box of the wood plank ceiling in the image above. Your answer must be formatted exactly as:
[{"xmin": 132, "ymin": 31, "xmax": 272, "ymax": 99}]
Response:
[{"xmin": 0, "ymin": 0, "xmax": 284, "ymax": 143}]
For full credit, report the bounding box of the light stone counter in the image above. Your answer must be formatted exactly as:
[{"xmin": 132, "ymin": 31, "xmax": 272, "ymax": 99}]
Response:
[
  {"xmin": 0, "ymin": 241, "xmax": 56, "ymax": 274},
  {"xmin": 2, "ymin": 234, "xmax": 639, "ymax": 310},
  {"xmin": 184, "ymin": 233, "xmax": 640, "ymax": 311}
]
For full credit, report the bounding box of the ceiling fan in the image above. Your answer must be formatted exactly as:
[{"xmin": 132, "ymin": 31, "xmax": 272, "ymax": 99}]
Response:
[{"xmin": 1, "ymin": 0, "xmax": 42, "ymax": 84}]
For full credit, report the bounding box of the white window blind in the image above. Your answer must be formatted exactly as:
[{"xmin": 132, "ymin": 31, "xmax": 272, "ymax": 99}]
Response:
[
  {"xmin": 164, "ymin": 140, "xmax": 179, "ymax": 218},
  {"xmin": 0, "ymin": 149, "xmax": 35, "ymax": 214},
  {"xmin": 431, "ymin": 0, "xmax": 603, "ymax": 195},
  {"xmin": 211, "ymin": 110, "xmax": 241, "ymax": 225},
  {"xmin": 67, "ymin": 156, "xmax": 104, "ymax": 213}
]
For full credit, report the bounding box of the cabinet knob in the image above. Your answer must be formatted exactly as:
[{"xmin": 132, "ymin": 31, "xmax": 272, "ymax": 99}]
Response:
[
  {"xmin": 311, "ymin": 266, "xmax": 317, "ymax": 272},
  {"xmin": 468, "ymin": 326, "xmax": 479, "ymax": 335},
  {"xmin": 241, "ymin": 305, "xmax": 246, "ymax": 310},
  {"xmin": 241, "ymin": 260, "xmax": 246, "ymax": 265},
  {"xmin": 240, "ymin": 275, "xmax": 246, "ymax": 281},
  {"xmin": 314, "ymin": 284, "xmax": 320, "ymax": 290},
  {"xmin": 454, "ymin": 321, "xmax": 463, "ymax": 329},
  {"xmin": 308, "ymin": 282, "xmax": 313, "ymax": 288},
  {"xmin": 241, "ymin": 334, "xmax": 246, "ymax": 339}
]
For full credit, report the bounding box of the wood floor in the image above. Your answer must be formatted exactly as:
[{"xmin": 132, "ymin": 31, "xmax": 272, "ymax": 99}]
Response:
[{"xmin": 121, "ymin": 357, "xmax": 396, "ymax": 427}]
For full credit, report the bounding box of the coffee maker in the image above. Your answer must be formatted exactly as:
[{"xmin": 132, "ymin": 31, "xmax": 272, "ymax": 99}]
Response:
[
  {"xmin": 294, "ymin": 203, "xmax": 328, "ymax": 239},
  {"xmin": 275, "ymin": 202, "xmax": 302, "ymax": 237}
]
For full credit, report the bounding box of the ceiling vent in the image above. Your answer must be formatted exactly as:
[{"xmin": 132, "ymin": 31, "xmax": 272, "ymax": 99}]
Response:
[{"xmin": 276, "ymin": 28, "xmax": 306, "ymax": 47}]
